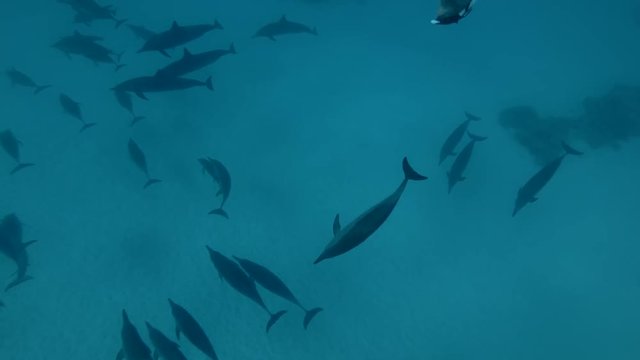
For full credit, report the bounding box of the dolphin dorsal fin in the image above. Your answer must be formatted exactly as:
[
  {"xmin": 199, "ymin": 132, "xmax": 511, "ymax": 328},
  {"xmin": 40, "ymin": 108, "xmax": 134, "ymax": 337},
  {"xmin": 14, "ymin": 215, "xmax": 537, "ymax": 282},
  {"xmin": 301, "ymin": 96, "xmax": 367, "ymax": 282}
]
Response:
[
  {"xmin": 279, "ymin": 15, "xmax": 287, "ymax": 22},
  {"xmin": 171, "ymin": 21, "xmax": 179, "ymax": 29},
  {"xmin": 332, "ymin": 214, "xmax": 341, "ymax": 236},
  {"xmin": 183, "ymin": 48, "xmax": 192, "ymax": 57}
]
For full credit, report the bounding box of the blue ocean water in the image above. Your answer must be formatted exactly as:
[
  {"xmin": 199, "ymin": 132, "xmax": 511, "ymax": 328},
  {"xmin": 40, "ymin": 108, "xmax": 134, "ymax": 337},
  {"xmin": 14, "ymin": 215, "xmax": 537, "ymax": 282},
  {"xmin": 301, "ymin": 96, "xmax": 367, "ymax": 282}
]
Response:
[{"xmin": 1, "ymin": 0, "xmax": 639, "ymax": 359}]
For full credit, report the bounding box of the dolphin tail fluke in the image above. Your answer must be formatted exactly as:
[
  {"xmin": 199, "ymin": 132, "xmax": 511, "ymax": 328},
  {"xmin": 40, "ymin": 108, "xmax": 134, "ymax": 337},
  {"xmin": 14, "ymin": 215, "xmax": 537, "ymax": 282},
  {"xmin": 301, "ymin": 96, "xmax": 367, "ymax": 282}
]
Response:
[
  {"xmin": 143, "ymin": 178, "xmax": 162, "ymax": 189},
  {"xmin": 79, "ymin": 123, "xmax": 97, "ymax": 133},
  {"xmin": 465, "ymin": 111, "xmax": 481, "ymax": 121},
  {"xmin": 204, "ymin": 76, "xmax": 214, "ymax": 91},
  {"xmin": 229, "ymin": 42, "xmax": 237, "ymax": 54},
  {"xmin": 208, "ymin": 208, "xmax": 229, "ymax": 219},
  {"xmin": 10, "ymin": 162, "xmax": 35, "ymax": 175},
  {"xmin": 402, "ymin": 157, "xmax": 428, "ymax": 181},
  {"xmin": 213, "ymin": 19, "xmax": 224, "ymax": 30},
  {"xmin": 266, "ymin": 310, "xmax": 287, "ymax": 333},
  {"xmin": 561, "ymin": 141, "xmax": 583, "ymax": 156},
  {"xmin": 5, "ymin": 275, "xmax": 33, "ymax": 292},
  {"xmin": 130, "ymin": 116, "xmax": 146, "ymax": 127},
  {"xmin": 467, "ymin": 131, "xmax": 487, "ymax": 142},
  {"xmin": 34, "ymin": 85, "xmax": 51, "ymax": 94},
  {"xmin": 303, "ymin": 307, "xmax": 323, "ymax": 329}
]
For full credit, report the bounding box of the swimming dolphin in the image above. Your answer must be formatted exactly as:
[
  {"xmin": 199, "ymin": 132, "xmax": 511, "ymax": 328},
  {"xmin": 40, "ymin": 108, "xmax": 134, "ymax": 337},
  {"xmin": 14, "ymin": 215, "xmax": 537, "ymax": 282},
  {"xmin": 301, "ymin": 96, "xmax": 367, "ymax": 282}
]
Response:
[
  {"xmin": 447, "ymin": 132, "xmax": 487, "ymax": 193},
  {"xmin": 0, "ymin": 130, "xmax": 34, "ymax": 174},
  {"xmin": 439, "ymin": 111, "xmax": 480, "ymax": 165},
  {"xmin": 127, "ymin": 24, "xmax": 156, "ymax": 41},
  {"xmin": 116, "ymin": 310, "xmax": 153, "ymax": 360},
  {"xmin": 206, "ymin": 247, "xmax": 287, "ymax": 332},
  {"xmin": 53, "ymin": 31, "xmax": 124, "ymax": 71},
  {"xmin": 0, "ymin": 214, "xmax": 36, "ymax": 292},
  {"xmin": 59, "ymin": 94, "xmax": 96, "ymax": 132},
  {"xmin": 314, "ymin": 157, "xmax": 427, "ymax": 264},
  {"xmin": 5, "ymin": 68, "xmax": 50, "ymax": 94},
  {"xmin": 430, "ymin": 0, "xmax": 475, "ymax": 25},
  {"xmin": 512, "ymin": 142, "xmax": 583, "ymax": 216},
  {"xmin": 253, "ymin": 15, "xmax": 317, "ymax": 41},
  {"xmin": 167, "ymin": 299, "xmax": 218, "ymax": 360},
  {"xmin": 114, "ymin": 91, "xmax": 145, "ymax": 126},
  {"xmin": 198, "ymin": 157, "xmax": 231, "ymax": 218},
  {"xmin": 145, "ymin": 321, "xmax": 188, "ymax": 360},
  {"xmin": 155, "ymin": 44, "xmax": 236, "ymax": 78},
  {"xmin": 112, "ymin": 75, "xmax": 213, "ymax": 100},
  {"xmin": 233, "ymin": 256, "xmax": 323, "ymax": 329},
  {"xmin": 128, "ymin": 139, "xmax": 161, "ymax": 189},
  {"xmin": 59, "ymin": 0, "xmax": 126, "ymax": 28},
  {"xmin": 138, "ymin": 20, "xmax": 223, "ymax": 57}
]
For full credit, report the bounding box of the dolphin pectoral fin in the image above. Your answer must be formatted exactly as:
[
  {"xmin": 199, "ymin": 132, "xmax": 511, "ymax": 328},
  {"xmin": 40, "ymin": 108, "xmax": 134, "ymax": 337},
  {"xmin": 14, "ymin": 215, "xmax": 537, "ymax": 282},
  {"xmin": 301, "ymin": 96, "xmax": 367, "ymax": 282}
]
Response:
[
  {"xmin": 175, "ymin": 326, "xmax": 181, "ymax": 340},
  {"xmin": 159, "ymin": 49, "xmax": 171, "ymax": 58},
  {"xmin": 268, "ymin": 35, "xmax": 276, "ymax": 41},
  {"xmin": 22, "ymin": 240, "xmax": 37, "ymax": 249},
  {"xmin": 116, "ymin": 349, "xmax": 124, "ymax": 360},
  {"xmin": 143, "ymin": 178, "xmax": 162, "ymax": 189},
  {"xmin": 208, "ymin": 208, "xmax": 229, "ymax": 219},
  {"xmin": 266, "ymin": 310, "xmax": 287, "ymax": 333},
  {"xmin": 135, "ymin": 92, "xmax": 149, "ymax": 100},
  {"xmin": 459, "ymin": 176, "xmax": 466, "ymax": 181},
  {"xmin": 5, "ymin": 275, "xmax": 33, "ymax": 292},
  {"xmin": 530, "ymin": 197, "xmax": 538, "ymax": 203},
  {"xmin": 303, "ymin": 307, "xmax": 323, "ymax": 329},
  {"xmin": 332, "ymin": 214, "xmax": 341, "ymax": 235},
  {"xmin": 10, "ymin": 163, "xmax": 35, "ymax": 175}
]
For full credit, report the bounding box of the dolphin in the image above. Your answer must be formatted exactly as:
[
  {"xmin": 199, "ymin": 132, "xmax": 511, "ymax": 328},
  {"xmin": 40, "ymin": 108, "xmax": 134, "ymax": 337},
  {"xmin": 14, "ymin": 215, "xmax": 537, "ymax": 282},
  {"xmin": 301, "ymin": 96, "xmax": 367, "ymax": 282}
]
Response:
[
  {"xmin": 198, "ymin": 157, "xmax": 231, "ymax": 218},
  {"xmin": 233, "ymin": 256, "xmax": 323, "ymax": 329},
  {"xmin": 145, "ymin": 321, "xmax": 188, "ymax": 360},
  {"xmin": 53, "ymin": 31, "xmax": 124, "ymax": 71},
  {"xmin": 112, "ymin": 75, "xmax": 213, "ymax": 100},
  {"xmin": 114, "ymin": 91, "xmax": 145, "ymax": 126},
  {"xmin": 439, "ymin": 111, "xmax": 480, "ymax": 165},
  {"xmin": 206, "ymin": 247, "xmax": 287, "ymax": 332},
  {"xmin": 128, "ymin": 139, "xmax": 161, "ymax": 189},
  {"xmin": 0, "ymin": 130, "xmax": 35, "ymax": 174},
  {"xmin": 59, "ymin": 0, "xmax": 126, "ymax": 28},
  {"xmin": 168, "ymin": 299, "xmax": 218, "ymax": 360},
  {"xmin": 430, "ymin": 0, "xmax": 475, "ymax": 25},
  {"xmin": 155, "ymin": 44, "xmax": 236, "ymax": 78},
  {"xmin": 127, "ymin": 24, "xmax": 156, "ymax": 41},
  {"xmin": 138, "ymin": 20, "xmax": 224, "ymax": 57},
  {"xmin": 314, "ymin": 157, "xmax": 427, "ymax": 264},
  {"xmin": 512, "ymin": 142, "xmax": 583, "ymax": 216},
  {"xmin": 446, "ymin": 132, "xmax": 487, "ymax": 193},
  {"xmin": 253, "ymin": 15, "xmax": 317, "ymax": 41},
  {"xmin": 59, "ymin": 94, "xmax": 96, "ymax": 132},
  {"xmin": 0, "ymin": 214, "xmax": 36, "ymax": 291},
  {"xmin": 5, "ymin": 68, "xmax": 50, "ymax": 94},
  {"xmin": 116, "ymin": 310, "xmax": 153, "ymax": 360}
]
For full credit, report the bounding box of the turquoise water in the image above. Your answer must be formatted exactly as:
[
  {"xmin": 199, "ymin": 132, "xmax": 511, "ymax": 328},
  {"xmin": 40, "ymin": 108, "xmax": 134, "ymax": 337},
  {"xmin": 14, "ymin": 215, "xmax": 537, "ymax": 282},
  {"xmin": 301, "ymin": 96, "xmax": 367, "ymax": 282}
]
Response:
[{"xmin": 1, "ymin": 0, "xmax": 639, "ymax": 359}]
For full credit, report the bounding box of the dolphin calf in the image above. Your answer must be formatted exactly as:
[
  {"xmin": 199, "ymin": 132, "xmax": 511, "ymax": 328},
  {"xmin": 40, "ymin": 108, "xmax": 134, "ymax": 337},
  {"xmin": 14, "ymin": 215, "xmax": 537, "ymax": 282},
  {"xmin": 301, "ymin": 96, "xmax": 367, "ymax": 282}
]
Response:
[
  {"xmin": 0, "ymin": 214, "xmax": 36, "ymax": 291},
  {"xmin": 254, "ymin": 15, "xmax": 317, "ymax": 41},
  {"xmin": 0, "ymin": 130, "xmax": 34, "ymax": 175},
  {"xmin": 138, "ymin": 20, "xmax": 224, "ymax": 57},
  {"xmin": 439, "ymin": 111, "xmax": 480, "ymax": 165},
  {"xmin": 59, "ymin": 0, "xmax": 126, "ymax": 28},
  {"xmin": 430, "ymin": 0, "xmax": 475, "ymax": 25},
  {"xmin": 447, "ymin": 132, "xmax": 487, "ymax": 193},
  {"xmin": 233, "ymin": 256, "xmax": 323, "ymax": 329},
  {"xmin": 116, "ymin": 310, "xmax": 153, "ymax": 360},
  {"xmin": 128, "ymin": 139, "xmax": 161, "ymax": 189},
  {"xmin": 145, "ymin": 321, "xmax": 188, "ymax": 360},
  {"xmin": 155, "ymin": 44, "xmax": 236, "ymax": 78},
  {"xmin": 198, "ymin": 157, "xmax": 231, "ymax": 218},
  {"xmin": 168, "ymin": 299, "xmax": 218, "ymax": 360},
  {"xmin": 512, "ymin": 142, "xmax": 583, "ymax": 216},
  {"xmin": 112, "ymin": 75, "xmax": 213, "ymax": 100},
  {"xmin": 59, "ymin": 94, "xmax": 96, "ymax": 132},
  {"xmin": 314, "ymin": 157, "xmax": 427, "ymax": 264},
  {"xmin": 6, "ymin": 68, "xmax": 50, "ymax": 94},
  {"xmin": 206, "ymin": 247, "xmax": 287, "ymax": 332},
  {"xmin": 114, "ymin": 91, "xmax": 145, "ymax": 126}
]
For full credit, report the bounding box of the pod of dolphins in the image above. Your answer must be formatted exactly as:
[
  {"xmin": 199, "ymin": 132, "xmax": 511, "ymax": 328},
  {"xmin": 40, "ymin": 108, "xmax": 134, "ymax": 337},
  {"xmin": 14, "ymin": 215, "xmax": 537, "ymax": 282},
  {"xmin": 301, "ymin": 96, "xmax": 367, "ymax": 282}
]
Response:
[{"xmin": 1, "ymin": 0, "xmax": 596, "ymax": 358}]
